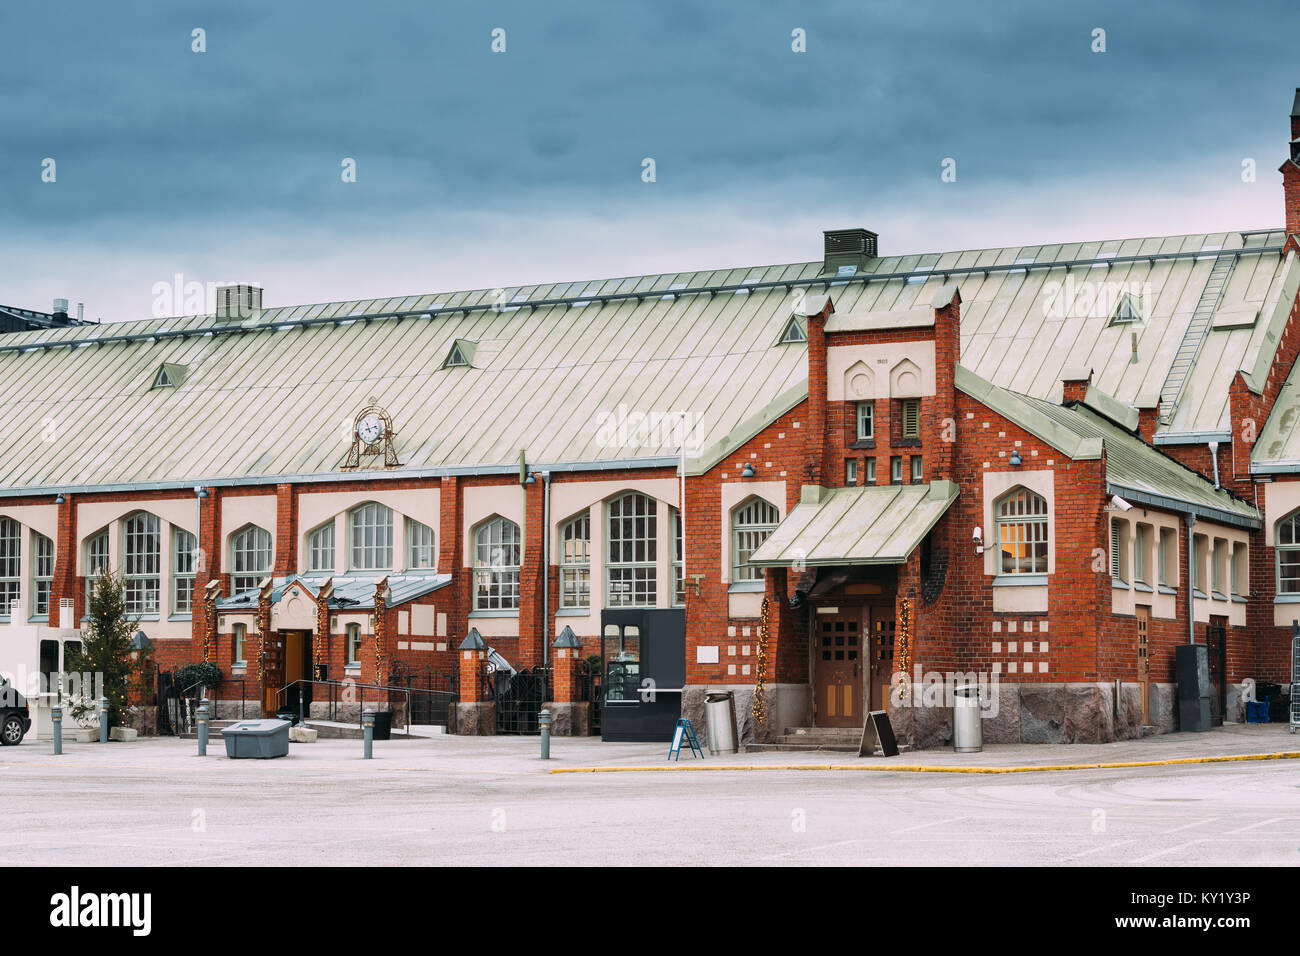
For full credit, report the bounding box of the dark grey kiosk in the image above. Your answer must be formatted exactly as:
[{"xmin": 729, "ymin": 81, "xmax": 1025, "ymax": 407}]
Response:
[{"xmin": 599, "ymin": 608, "xmax": 685, "ymax": 742}]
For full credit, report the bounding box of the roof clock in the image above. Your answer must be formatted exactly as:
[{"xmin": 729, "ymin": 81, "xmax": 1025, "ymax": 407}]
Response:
[{"xmin": 341, "ymin": 399, "xmax": 401, "ymax": 470}]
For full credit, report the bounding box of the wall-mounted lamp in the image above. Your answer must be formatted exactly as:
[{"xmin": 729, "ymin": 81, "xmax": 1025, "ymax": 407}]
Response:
[
  {"xmin": 972, "ymin": 525, "xmax": 983, "ymax": 555},
  {"xmin": 1008, "ymin": 450, "xmax": 1022, "ymax": 466},
  {"xmin": 525, "ymin": 473, "xmax": 536, "ymax": 485},
  {"xmin": 741, "ymin": 463, "xmax": 756, "ymax": 478},
  {"xmin": 55, "ymin": 494, "xmax": 65, "ymax": 504}
]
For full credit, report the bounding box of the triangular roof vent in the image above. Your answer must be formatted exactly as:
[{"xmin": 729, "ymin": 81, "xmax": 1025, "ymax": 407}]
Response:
[
  {"xmin": 778, "ymin": 315, "xmax": 807, "ymax": 344},
  {"xmin": 443, "ymin": 339, "xmax": 476, "ymax": 369},
  {"xmin": 151, "ymin": 363, "xmax": 188, "ymax": 389}
]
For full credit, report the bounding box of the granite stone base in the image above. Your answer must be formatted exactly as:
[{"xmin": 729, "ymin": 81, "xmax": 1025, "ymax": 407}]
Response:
[
  {"xmin": 454, "ymin": 701, "xmax": 497, "ymax": 736},
  {"xmin": 542, "ymin": 701, "xmax": 591, "ymax": 737},
  {"xmin": 683, "ymin": 684, "xmax": 808, "ymax": 745},
  {"xmin": 124, "ymin": 705, "xmax": 158, "ymax": 736}
]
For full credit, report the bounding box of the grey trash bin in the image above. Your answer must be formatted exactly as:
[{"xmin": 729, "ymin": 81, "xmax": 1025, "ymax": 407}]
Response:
[
  {"xmin": 222, "ymin": 719, "xmax": 291, "ymax": 759},
  {"xmin": 704, "ymin": 691, "xmax": 738, "ymax": 755},
  {"xmin": 953, "ymin": 684, "xmax": 982, "ymax": 753}
]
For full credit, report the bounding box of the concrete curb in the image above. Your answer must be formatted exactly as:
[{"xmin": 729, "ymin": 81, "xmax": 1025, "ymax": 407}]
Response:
[{"xmin": 550, "ymin": 751, "xmax": 1300, "ymax": 775}]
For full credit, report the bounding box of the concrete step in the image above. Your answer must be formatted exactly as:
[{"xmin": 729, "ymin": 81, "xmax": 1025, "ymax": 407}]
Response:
[
  {"xmin": 746, "ymin": 742, "xmax": 861, "ymax": 754},
  {"xmin": 303, "ymin": 720, "xmax": 446, "ymax": 740}
]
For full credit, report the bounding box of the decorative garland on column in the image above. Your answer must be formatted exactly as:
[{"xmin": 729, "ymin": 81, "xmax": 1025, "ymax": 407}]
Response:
[
  {"xmin": 256, "ymin": 584, "xmax": 271, "ymax": 682},
  {"xmin": 202, "ymin": 582, "xmax": 218, "ymax": 664},
  {"xmin": 896, "ymin": 596, "xmax": 912, "ymax": 703},
  {"xmin": 373, "ymin": 577, "xmax": 389, "ymax": 685},
  {"xmin": 314, "ymin": 585, "xmax": 330, "ymax": 677},
  {"xmin": 752, "ymin": 597, "xmax": 771, "ymax": 722}
]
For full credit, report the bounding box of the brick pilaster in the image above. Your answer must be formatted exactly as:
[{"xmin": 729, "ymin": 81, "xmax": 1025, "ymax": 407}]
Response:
[
  {"xmin": 932, "ymin": 287, "xmax": 960, "ymax": 481},
  {"xmin": 50, "ymin": 494, "xmax": 77, "ymax": 628},
  {"xmin": 192, "ymin": 488, "xmax": 221, "ymax": 646},
  {"xmin": 805, "ymin": 302, "xmax": 830, "ymax": 485},
  {"xmin": 516, "ymin": 474, "xmax": 545, "ymax": 669},
  {"xmin": 273, "ymin": 483, "xmax": 297, "ymax": 577}
]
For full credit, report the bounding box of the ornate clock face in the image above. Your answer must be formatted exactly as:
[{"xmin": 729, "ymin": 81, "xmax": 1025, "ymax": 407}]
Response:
[{"xmin": 358, "ymin": 414, "xmax": 384, "ymax": 444}]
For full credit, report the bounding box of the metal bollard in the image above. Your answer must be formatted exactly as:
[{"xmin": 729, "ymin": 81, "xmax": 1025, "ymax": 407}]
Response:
[
  {"xmin": 197, "ymin": 700, "xmax": 210, "ymax": 757},
  {"xmin": 51, "ymin": 703, "xmax": 62, "ymax": 756},
  {"xmin": 539, "ymin": 709, "xmax": 552, "ymax": 760},
  {"xmin": 99, "ymin": 696, "xmax": 109, "ymax": 743},
  {"xmin": 362, "ymin": 709, "xmax": 375, "ymax": 759}
]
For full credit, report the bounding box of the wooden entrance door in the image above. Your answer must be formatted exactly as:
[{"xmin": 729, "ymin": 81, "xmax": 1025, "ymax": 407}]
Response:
[
  {"xmin": 1135, "ymin": 605, "xmax": 1150, "ymax": 723},
  {"xmin": 868, "ymin": 607, "xmax": 897, "ymax": 712},
  {"xmin": 814, "ymin": 611, "xmax": 862, "ymax": 727},
  {"xmin": 262, "ymin": 632, "xmax": 285, "ymax": 716},
  {"xmin": 1207, "ymin": 616, "xmax": 1227, "ymax": 725}
]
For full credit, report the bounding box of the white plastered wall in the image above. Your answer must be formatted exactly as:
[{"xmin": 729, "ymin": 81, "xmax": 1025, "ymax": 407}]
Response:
[
  {"xmin": 297, "ymin": 487, "xmax": 440, "ymax": 574},
  {"xmin": 826, "ymin": 342, "xmax": 937, "ymax": 401},
  {"xmin": 0, "ymin": 504, "xmax": 59, "ymax": 623}
]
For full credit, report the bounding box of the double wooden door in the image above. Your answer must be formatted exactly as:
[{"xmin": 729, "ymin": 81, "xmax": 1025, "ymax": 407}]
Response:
[{"xmin": 813, "ymin": 605, "xmax": 895, "ymax": 727}]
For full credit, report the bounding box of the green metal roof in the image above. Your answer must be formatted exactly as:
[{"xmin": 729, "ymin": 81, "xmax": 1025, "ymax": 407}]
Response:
[
  {"xmin": 748, "ymin": 481, "xmax": 959, "ymax": 567},
  {"xmin": 956, "ymin": 366, "xmax": 1260, "ymax": 528},
  {"xmin": 0, "ymin": 229, "xmax": 1290, "ymax": 495}
]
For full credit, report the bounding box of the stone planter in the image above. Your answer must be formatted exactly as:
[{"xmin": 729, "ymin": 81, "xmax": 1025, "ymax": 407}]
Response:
[
  {"xmin": 109, "ymin": 727, "xmax": 138, "ymax": 742},
  {"xmin": 71, "ymin": 727, "xmax": 97, "ymax": 743}
]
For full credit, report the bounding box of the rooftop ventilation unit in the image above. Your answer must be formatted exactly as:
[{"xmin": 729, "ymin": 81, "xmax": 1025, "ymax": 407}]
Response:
[
  {"xmin": 214, "ymin": 284, "xmax": 263, "ymax": 323},
  {"xmin": 822, "ymin": 228, "xmax": 878, "ymax": 275}
]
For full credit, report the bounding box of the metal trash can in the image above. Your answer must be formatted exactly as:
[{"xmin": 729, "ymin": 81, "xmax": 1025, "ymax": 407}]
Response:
[
  {"xmin": 703, "ymin": 692, "xmax": 738, "ymax": 755},
  {"xmin": 952, "ymin": 684, "xmax": 983, "ymax": 753},
  {"xmin": 372, "ymin": 711, "xmax": 393, "ymax": 740},
  {"xmin": 222, "ymin": 719, "xmax": 291, "ymax": 759}
]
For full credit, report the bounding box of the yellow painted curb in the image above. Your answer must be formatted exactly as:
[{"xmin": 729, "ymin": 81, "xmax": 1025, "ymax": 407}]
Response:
[{"xmin": 550, "ymin": 751, "xmax": 1300, "ymax": 775}]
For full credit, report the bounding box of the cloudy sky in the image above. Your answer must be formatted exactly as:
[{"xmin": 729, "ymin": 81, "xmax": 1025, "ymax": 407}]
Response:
[{"xmin": 1, "ymin": 0, "xmax": 1297, "ymax": 321}]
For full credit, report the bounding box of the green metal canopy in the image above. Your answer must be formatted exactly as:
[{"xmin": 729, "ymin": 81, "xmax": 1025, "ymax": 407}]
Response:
[{"xmin": 748, "ymin": 481, "xmax": 959, "ymax": 568}]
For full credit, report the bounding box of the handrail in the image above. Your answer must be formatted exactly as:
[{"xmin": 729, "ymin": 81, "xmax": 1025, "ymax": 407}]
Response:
[{"xmin": 274, "ymin": 678, "xmax": 455, "ymax": 739}]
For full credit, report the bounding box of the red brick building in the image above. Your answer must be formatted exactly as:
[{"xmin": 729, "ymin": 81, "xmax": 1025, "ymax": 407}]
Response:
[{"xmin": 4, "ymin": 89, "xmax": 1300, "ymax": 747}]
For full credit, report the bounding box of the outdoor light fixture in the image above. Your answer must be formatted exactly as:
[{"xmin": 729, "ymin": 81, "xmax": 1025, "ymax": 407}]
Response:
[
  {"xmin": 972, "ymin": 525, "xmax": 983, "ymax": 555},
  {"xmin": 55, "ymin": 493, "xmax": 64, "ymax": 504},
  {"xmin": 741, "ymin": 463, "xmax": 756, "ymax": 478},
  {"xmin": 129, "ymin": 630, "xmax": 153, "ymax": 659},
  {"xmin": 1110, "ymin": 494, "xmax": 1133, "ymax": 512},
  {"xmin": 1009, "ymin": 450, "xmax": 1022, "ymax": 466}
]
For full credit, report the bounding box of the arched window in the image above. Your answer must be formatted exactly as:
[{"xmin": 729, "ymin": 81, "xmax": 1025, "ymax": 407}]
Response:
[
  {"xmin": 231, "ymin": 525, "xmax": 271, "ymax": 594},
  {"xmin": 307, "ymin": 522, "xmax": 335, "ymax": 572},
  {"xmin": 33, "ymin": 532, "xmax": 54, "ymax": 617},
  {"xmin": 732, "ymin": 497, "xmax": 780, "ymax": 582},
  {"xmin": 85, "ymin": 528, "xmax": 109, "ymax": 613},
  {"xmin": 560, "ymin": 512, "xmax": 590, "ymax": 609},
  {"xmin": 607, "ymin": 493, "xmax": 657, "ymax": 607},
  {"xmin": 350, "ymin": 502, "xmax": 393, "ymax": 571},
  {"xmin": 123, "ymin": 512, "xmax": 161, "ymax": 615},
  {"xmin": 173, "ymin": 528, "xmax": 197, "ymax": 613},
  {"xmin": 994, "ymin": 488, "xmax": 1049, "ymax": 575},
  {"xmin": 0, "ymin": 517, "xmax": 20, "ymax": 618},
  {"xmin": 473, "ymin": 517, "xmax": 521, "ymax": 610},
  {"xmin": 1277, "ymin": 510, "xmax": 1300, "ymax": 594},
  {"xmin": 407, "ymin": 519, "xmax": 435, "ymax": 570}
]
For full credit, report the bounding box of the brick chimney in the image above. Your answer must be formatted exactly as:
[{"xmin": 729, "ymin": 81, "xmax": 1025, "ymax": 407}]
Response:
[
  {"xmin": 1062, "ymin": 366, "xmax": 1092, "ymax": 404},
  {"xmin": 931, "ymin": 284, "xmax": 961, "ymax": 481},
  {"xmin": 1284, "ymin": 88, "xmax": 1300, "ymax": 245},
  {"xmin": 803, "ymin": 293, "xmax": 833, "ymax": 485},
  {"xmin": 1134, "ymin": 392, "xmax": 1161, "ymax": 444}
]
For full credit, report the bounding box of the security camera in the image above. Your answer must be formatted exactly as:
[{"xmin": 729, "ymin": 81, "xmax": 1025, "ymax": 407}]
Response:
[
  {"xmin": 972, "ymin": 525, "xmax": 983, "ymax": 542},
  {"xmin": 1110, "ymin": 494, "xmax": 1132, "ymax": 512}
]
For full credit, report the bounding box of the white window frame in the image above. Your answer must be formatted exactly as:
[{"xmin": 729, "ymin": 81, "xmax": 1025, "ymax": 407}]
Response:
[
  {"xmin": 33, "ymin": 532, "xmax": 53, "ymax": 618},
  {"xmin": 732, "ymin": 497, "xmax": 780, "ymax": 583},
  {"xmin": 856, "ymin": 401, "xmax": 874, "ymax": 441},
  {"xmin": 123, "ymin": 512, "xmax": 161, "ymax": 616},
  {"xmin": 407, "ymin": 519, "xmax": 435, "ymax": 570},
  {"xmin": 473, "ymin": 517, "xmax": 521, "ymax": 611},
  {"xmin": 0, "ymin": 518, "xmax": 21, "ymax": 619},
  {"xmin": 85, "ymin": 529, "xmax": 109, "ymax": 614},
  {"xmin": 349, "ymin": 502, "xmax": 393, "ymax": 571},
  {"xmin": 233, "ymin": 623, "xmax": 247, "ymax": 665},
  {"xmin": 1278, "ymin": 510, "xmax": 1300, "ymax": 594},
  {"xmin": 559, "ymin": 513, "xmax": 590, "ymax": 609},
  {"xmin": 173, "ymin": 527, "xmax": 197, "ymax": 615},
  {"xmin": 346, "ymin": 623, "xmax": 362, "ymax": 664},
  {"xmin": 994, "ymin": 488, "xmax": 1049, "ymax": 576},
  {"xmin": 672, "ymin": 507, "xmax": 685, "ymax": 607},
  {"xmin": 231, "ymin": 525, "xmax": 271, "ymax": 594},
  {"xmin": 606, "ymin": 493, "xmax": 657, "ymax": 607},
  {"xmin": 307, "ymin": 522, "xmax": 335, "ymax": 572}
]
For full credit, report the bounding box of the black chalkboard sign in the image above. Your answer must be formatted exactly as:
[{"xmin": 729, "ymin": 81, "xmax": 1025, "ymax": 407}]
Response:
[{"xmin": 858, "ymin": 710, "xmax": 899, "ymax": 757}]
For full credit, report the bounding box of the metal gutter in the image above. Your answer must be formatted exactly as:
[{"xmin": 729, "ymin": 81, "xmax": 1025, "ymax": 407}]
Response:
[
  {"xmin": 1153, "ymin": 431, "xmax": 1232, "ymax": 446},
  {"xmin": 1105, "ymin": 482, "xmax": 1259, "ymax": 530},
  {"xmin": 0, "ymin": 457, "xmax": 682, "ymax": 499},
  {"xmin": 0, "ymin": 245, "xmax": 1284, "ymax": 357}
]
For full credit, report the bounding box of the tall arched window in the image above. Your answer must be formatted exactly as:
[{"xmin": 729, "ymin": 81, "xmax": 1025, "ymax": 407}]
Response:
[
  {"xmin": 473, "ymin": 517, "xmax": 521, "ymax": 610},
  {"xmin": 560, "ymin": 512, "xmax": 590, "ymax": 609},
  {"xmin": 350, "ymin": 502, "xmax": 393, "ymax": 571},
  {"xmin": 85, "ymin": 528, "xmax": 109, "ymax": 613},
  {"xmin": 607, "ymin": 493, "xmax": 657, "ymax": 607},
  {"xmin": 307, "ymin": 522, "xmax": 335, "ymax": 572},
  {"xmin": 732, "ymin": 498, "xmax": 780, "ymax": 582},
  {"xmin": 231, "ymin": 525, "xmax": 271, "ymax": 594},
  {"xmin": 1277, "ymin": 509, "xmax": 1300, "ymax": 594},
  {"xmin": 173, "ymin": 528, "xmax": 197, "ymax": 614},
  {"xmin": 123, "ymin": 512, "xmax": 161, "ymax": 615},
  {"xmin": 0, "ymin": 518, "xmax": 20, "ymax": 618},
  {"xmin": 994, "ymin": 487, "xmax": 1049, "ymax": 575}
]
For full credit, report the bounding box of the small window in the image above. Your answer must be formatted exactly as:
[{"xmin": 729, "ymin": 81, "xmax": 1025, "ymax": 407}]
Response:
[
  {"xmin": 233, "ymin": 624, "xmax": 247, "ymax": 664},
  {"xmin": 560, "ymin": 513, "xmax": 591, "ymax": 609},
  {"xmin": 173, "ymin": 528, "xmax": 197, "ymax": 614},
  {"xmin": 1110, "ymin": 523, "xmax": 1121, "ymax": 578},
  {"xmin": 1158, "ymin": 527, "xmax": 1177, "ymax": 587},
  {"xmin": 407, "ymin": 519, "xmax": 435, "ymax": 570},
  {"xmin": 1231, "ymin": 543, "xmax": 1247, "ymax": 597},
  {"xmin": 150, "ymin": 363, "xmax": 187, "ymax": 389},
  {"xmin": 856, "ymin": 401, "xmax": 874, "ymax": 441},
  {"xmin": 845, "ymin": 459, "xmax": 858, "ymax": 486},
  {"xmin": 346, "ymin": 623, "xmax": 361, "ymax": 664},
  {"xmin": 909, "ymin": 456, "xmax": 922, "ymax": 483},
  {"xmin": 231, "ymin": 525, "xmax": 272, "ymax": 594},
  {"xmin": 732, "ymin": 498, "xmax": 779, "ymax": 582},
  {"xmin": 671, "ymin": 508, "xmax": 685, "ymax": 607},
  {"xmin": 901, "ymin": 399, "xmax": 920, "ymax": 438},
  {"xmin": 865, "ymin": 458, "xmax": 877, "ymax": 484},
  {"xmin": 1112, "ymin": 293, "xmax": 1142, "ymax": 324},
  {"xmin": 1133, "ymin": 525, "xmax": 1149, "ymax": 585},
  {"xmin": 1193, "ymin": 534, "xmax": 1208, "ymax": 592},
  {"xmin": 890, "ymin": 456, "xmax": 902, "ymax": 485},
  {"xmin": 779, "ymin": 316, "xmax": 807, "ymax": 344},
  {"xmin": 33, "ymin": 533, "xmax": 53, "ymax": 617},
  {"xmin": 307, "ymin": 523, "xmax": 335, "ymax": 572},
  {"xmin": 994, "ymin": 488, "xmax": 1049, "ymax": 576},
  {"xmin": 444, "ymin": 343, "xmax": 469, "ymax": 368}
]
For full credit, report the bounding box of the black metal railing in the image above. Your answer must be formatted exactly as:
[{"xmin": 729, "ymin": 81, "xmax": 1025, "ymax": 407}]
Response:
[
  {"xmin": 388, "ymin": 663, "xmax": 457, "ymax": 726},
  {"xmin": 489, "ymin": 666, "xmax": 552, "ymax": 735},
  {"xmin": 276, "ymin": 678, "xmax": 458, "ymax": 737},
  {"xmin": 157, "ymin": 670, "xmax": 246, "ymax": 736}
]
